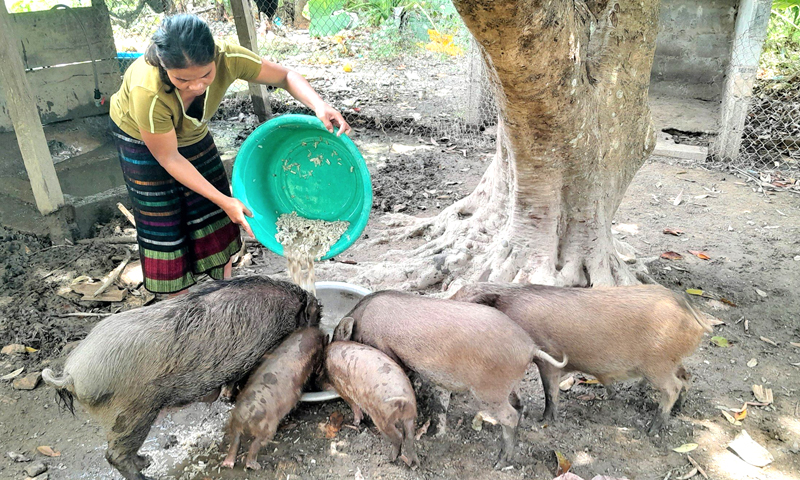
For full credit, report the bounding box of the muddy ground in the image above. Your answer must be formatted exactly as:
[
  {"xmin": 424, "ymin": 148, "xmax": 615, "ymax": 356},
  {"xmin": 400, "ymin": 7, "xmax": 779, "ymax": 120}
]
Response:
[{"xmin": 1, "ymin": 122, "xmax": 800, "ymax": 480}]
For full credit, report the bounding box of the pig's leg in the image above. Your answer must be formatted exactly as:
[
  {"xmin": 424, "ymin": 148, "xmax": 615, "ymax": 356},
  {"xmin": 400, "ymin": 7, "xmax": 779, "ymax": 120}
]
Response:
[
  {"xmin": 350, "ymin": 403, "xmax": 364, "ymax": 426},
  {"xmin": 401, "ymin": 417, "xmax": 419, "ymax": 469},
  {"xmin": 536, "ymin": 362, "xmax": 561, "ymax": 422},
  {"xmin": 479, "ymin": 401, "xmax": 520, "ymax": 469},
  {"xmin": 433, "ymin": 386, "xmax": 451, "ymax": 436},
  {"xmin": 674, "ymin": 365, "xmax": 691, "ymax": 412},
  {"xmin": 244, "ymin": 438, "xmax": 263, "ymax": 470},
  {"xmin": 383, "ymin": 421, "xmax": 404, "ymax": 463},
  {"xmin": 646, "ymin": 372, "xmax": 683, "ymax": 435},
  {"xmin": 222, "ymin": 431, "xmax": 241, "ymax": 468},
  {"xmin": 106, "ymin": 410, "xmax": 159, "ymax": 480},
  {"xmin": 509, "ymin": 389, "xmax": 526, "ymax": 418},
  {"xmin": 604, "ymin": 384, "xmax": 617, "ymax": 400}
]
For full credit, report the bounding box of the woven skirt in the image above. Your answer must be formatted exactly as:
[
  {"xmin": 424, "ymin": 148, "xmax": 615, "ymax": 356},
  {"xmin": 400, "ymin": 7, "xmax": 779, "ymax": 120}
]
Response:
[{"xmin": 110, "ymin": 121, "xmax": 242, "ymax": 294}]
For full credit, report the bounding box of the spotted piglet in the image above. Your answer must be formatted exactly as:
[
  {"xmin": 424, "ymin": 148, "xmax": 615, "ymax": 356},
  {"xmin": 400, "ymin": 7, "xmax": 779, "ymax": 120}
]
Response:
[
  {"xmin": 323, "ymin": 341, "xmax": 419, "ymax": 468},
  {"xmin": 222, "ymin": 327, "xmax": 324, "ymax": 470}
]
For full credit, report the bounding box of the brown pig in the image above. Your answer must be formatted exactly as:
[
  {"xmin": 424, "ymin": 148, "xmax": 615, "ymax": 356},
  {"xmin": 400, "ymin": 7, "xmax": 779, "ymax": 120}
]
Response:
[
  {"xmin": 322, "ymin": 341, "xmax": 419, "ymax": 468},
  {"xmin": 333, "ymin": 290, "xmax": 567, "ymax": 468},
  {"xmin": 223, "ymin": 327, "xmax": 325, "ymax": 470},
  {"xmin": 450, "ymin": 283, "xmax": 712, "ymax": 434}
]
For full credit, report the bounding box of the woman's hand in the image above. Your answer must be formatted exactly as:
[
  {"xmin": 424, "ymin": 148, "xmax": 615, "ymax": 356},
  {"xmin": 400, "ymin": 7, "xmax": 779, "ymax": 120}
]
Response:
[
  {"xmin": 220, "ymin": 196, "xmax": 255, "ymax": 238},
  {"xmin": 315, "ymin": 103, "xmax": 351, "ymax": 137}
]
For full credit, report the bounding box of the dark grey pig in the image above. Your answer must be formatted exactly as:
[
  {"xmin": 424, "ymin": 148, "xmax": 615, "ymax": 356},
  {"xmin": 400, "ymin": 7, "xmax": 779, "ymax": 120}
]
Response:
[
  {"xmin": 223, "ymin": 327, "xmax": 324, "ymax": 470},
  {"xmin": 333, "ymin": 290, "xmax": 566, "ymax": 468},
  {"xmin": 323, "ymin": 340, "xmax": 419, "ymax": 468},
  {"xmin": 42, "ymin": 276, "xmax": 320, "ymax": 480},
  {"xmin": 451, "ymin": 283, "xmax": 711, "ymax": 434}
]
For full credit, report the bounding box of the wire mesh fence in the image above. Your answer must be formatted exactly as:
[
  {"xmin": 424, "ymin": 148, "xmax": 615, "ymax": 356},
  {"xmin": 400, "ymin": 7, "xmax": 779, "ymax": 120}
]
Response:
[{"xmin": 717, "ymin": 5, "xmax": 800, "ymax": 180}]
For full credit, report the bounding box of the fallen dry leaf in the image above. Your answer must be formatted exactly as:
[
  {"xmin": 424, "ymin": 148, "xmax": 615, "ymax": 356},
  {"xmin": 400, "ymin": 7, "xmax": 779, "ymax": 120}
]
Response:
[
  {"xmin": 576, "ymin": 394, "xmax": 596, "ymax": 402},
  {"xmin": 472, "ymin": 413, "xmax": 483, "ymax": 432},
  {"xmin": 710, "ymin": 336, "xmax": 730, "ymax": 347},
  {"xmin": 673, "ymin": 443, "xmax": 699, "ymax": 453},
  {"xmin": 674, "ymin": 189, "xmax": 684, "ymax": 206},
  {"xmin": 554, "ymin": 450, "xmax": 572, "ymax": 476},
  {"xmin": 415, "ymin": 419, "xmax": 430, "ymax": 440},
  {"xmin": 755, "ymin": 288, "xmax": 768, "ymax": 298},
  {"xmin": 706, "ymin": 316, "xmax": 726, "ymax": 326},
  {"xmin": 1, "ymin": 344, "xmax": 28, "ymax": 355},
  {"xmin": 687, "ymin": 455, "xmax": 709, "ymax": 479},
  {"xmin": 688, "ymin": 250, "xmax": 711, "ymax": 260},
  {"xmin": 559, "ymin": 375, "xmax": 576, "ymax": 391},
  {"xmin": 664, "ymin": 228, "xmax": 685, "ymax": 236},
  {"xmin": 752, "ymin": 385, "xmax": 774, "ymax": 404},
  {"xmin": 760, "ymin": 336, "xmax": 778, "ymax": 346},
  {"xmin": 747, "ymin": 358, "xmax": 758, "ymax": 368},
  {"xmin": 686, "ymin": 289, "xmax": 704, "ymax": 296},
  {"xmin": 578, "ymin": 377, "xmax": 601, "ymax": 385},
  {"xmin": 36, "ymin": 446, "xmax": 60, "ymax": 457},
  {"xmin": 355, "ymin": 467, "xmax": 365, "ymax": 480},
  {"xmin": 721, "ymin": 410, "xmax": 742, "ymax": 425},
  {"xmin": 325, "ymin": 411, "xmax": 345, "ymax": 439},
  {"xmin": 733, "ymin": 405, "xmax": 748, "ymax": 422},
  {"xmin": 676, "ymin": 467, "xmax": 698, "ymax": 480},
  {"xmin": 790, "ymin": 342, "xmax": 800, "ymax": 348},
  {"xmin": 719, "ymin": 297, "xmax": 738, "ymax": 307},
  {"xmin": 1, "ymin": 367, "xmax": 24, "ymax": 381},
  {"xmin": 661, "ymin": 251, "xmax": 684, "ymax": 260},
  {"xmin": 728, "ymin": 430, "xmax": 773, "ymax": 467}
]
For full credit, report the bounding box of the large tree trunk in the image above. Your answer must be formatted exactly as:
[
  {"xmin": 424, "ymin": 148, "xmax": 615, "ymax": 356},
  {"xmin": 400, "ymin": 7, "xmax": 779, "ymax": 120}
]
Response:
[{"xmin": 347, "ymin": 0, "xmax": 659, "ymax": 290}]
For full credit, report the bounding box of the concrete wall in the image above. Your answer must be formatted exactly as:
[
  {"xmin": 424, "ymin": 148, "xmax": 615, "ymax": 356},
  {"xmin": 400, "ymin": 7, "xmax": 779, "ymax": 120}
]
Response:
[{"xmin": 651, "ymin": 0, "xmax": 739, "ymax": 101}]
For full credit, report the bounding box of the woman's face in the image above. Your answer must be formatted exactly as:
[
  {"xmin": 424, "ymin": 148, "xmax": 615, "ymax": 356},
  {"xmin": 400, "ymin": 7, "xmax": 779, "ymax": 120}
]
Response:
[{"xmin": 166, "ymin": 62, "xmax": 216, "ymax": 96}]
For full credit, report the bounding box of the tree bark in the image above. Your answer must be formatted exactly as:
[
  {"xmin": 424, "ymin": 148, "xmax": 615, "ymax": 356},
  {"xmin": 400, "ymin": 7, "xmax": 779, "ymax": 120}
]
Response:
[{"xmin": 367, "ymin": 0, "xmax": 659, "ymax": 289}]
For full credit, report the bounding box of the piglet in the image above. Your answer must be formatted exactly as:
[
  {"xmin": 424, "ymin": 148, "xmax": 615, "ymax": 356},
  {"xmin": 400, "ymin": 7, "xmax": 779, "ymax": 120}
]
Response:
[
  {"xmin": 333, "ymin": 290, "xmax": 567, "ymax": 468},
  {"xmin": 451, "ymin": 283, "xmax": 711, "ymax": 434},
  {"xmin": 223, "ymin": 327, "xmax": 325, "ymax": 470},
  {"xmin": 323, "ymin": 341, "xmax": 419, "ymax": 468}
]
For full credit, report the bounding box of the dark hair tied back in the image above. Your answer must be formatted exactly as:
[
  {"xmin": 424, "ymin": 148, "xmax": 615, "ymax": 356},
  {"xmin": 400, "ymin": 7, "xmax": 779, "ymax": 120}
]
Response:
[{"xmin": 144, "ymin": 14, "xmax": 215, "ymax": 93}]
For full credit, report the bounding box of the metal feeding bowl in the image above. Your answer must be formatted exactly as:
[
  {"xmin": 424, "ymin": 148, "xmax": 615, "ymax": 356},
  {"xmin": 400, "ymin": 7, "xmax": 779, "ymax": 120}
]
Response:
[{"xmin": 299, "ymin": 281, "xmax": 372, "ymax": 403}]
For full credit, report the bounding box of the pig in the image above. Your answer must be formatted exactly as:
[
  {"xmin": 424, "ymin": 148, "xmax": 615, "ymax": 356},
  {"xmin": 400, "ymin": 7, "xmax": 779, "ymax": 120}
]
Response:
[
  {"xmin": 332, "ymin": 290, "xmax": 567, "ymax": 468},
  {"xmin": 41, "ymin": 276, "xmax": 320, "ymax": 480},
  {"xmin": 322, "ymin": 341, "xmax": 419, "ymax": 468},
  {"xmin": 223, "ymin": 327, "xmax": 324, "ymax": 470},
  {"xmin": 450, "ymin": 282, "xmax": 712, "ymax": 434}
]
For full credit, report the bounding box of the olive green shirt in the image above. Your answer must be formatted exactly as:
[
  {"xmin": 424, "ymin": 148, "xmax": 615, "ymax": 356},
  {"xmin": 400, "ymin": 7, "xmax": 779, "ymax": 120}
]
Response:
[{"xmin": 110, "ymin": 41, "xmax": 262, "ymax": 147}]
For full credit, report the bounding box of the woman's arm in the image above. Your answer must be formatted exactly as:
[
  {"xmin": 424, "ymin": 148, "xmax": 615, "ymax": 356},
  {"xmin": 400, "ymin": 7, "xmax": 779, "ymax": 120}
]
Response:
[
  {"xmin": 140, "ymin": 128, "xmax": 254, "ymax": 237},
  {"xmin": 252, "ymin": 59, "xmax": 351, "ymax": 136}
]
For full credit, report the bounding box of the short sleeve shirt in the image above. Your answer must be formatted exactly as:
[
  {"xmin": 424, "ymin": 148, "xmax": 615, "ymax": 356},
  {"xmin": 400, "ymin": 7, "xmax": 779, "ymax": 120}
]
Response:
[{"xmin": 109, "ymin": 41, "xmax": 262, "ymax": 147}]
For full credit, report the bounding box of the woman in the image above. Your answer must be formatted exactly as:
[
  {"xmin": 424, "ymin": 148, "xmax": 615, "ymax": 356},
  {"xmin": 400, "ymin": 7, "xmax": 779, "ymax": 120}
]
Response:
[{"xmin": 110, "ymin": 14, "xmax": 349, "ymax": 295}]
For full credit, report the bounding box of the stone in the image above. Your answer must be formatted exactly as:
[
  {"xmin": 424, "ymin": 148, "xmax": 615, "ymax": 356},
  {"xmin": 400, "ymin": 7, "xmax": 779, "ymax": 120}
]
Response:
[
  {"xmin": 13, "ymin": 372, "xmax": 41, "ymax": 390},
  {"xmin": 26, "ymin": 474, "xmax": 48, "ymax": 480},
  {"xmin": 24, "ymin": 462, "xmax": 47, "ymax": 477},
  {"xmin": 652, "ymin": 140, "xmax": 709, "ymax": 162}
]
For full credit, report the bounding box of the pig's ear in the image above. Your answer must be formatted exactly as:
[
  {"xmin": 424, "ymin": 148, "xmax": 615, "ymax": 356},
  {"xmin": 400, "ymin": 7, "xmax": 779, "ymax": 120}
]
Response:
[
  {"xmin": 333, "ymin": 316, "xmax": 355, "ymax": 341},
  {"xmin": 466, "ymin": 292, "xmax": 501, "ymax": 308}
]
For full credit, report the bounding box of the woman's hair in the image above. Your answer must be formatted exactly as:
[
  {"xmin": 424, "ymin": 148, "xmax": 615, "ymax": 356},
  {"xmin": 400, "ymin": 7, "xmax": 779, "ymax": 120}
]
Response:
[{"xmin": 144, "ymin": 14, "xmax": 215, "ymax": 93}]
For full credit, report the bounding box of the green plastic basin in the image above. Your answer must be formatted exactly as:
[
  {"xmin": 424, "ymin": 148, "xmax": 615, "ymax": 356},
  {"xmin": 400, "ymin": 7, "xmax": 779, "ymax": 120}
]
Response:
[{"xmin": 232, "ymin": 114, "xmax": 372, "ymax": 260}]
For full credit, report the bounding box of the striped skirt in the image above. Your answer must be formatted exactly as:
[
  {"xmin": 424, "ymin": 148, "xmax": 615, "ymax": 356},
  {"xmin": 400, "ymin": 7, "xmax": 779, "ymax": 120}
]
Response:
[{"xmin": 111, "ymin": 121, "xmax": 242, "ymax": 294}]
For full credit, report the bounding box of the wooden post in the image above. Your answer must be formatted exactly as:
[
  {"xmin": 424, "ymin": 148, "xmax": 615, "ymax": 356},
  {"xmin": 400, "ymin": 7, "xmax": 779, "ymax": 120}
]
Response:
[
  {"xmin": 229, "ymin": 0, "xmax": 271, "ymax": 122},
  {"xmin": 713, "ymin": 0, "xmax": 772, "ymax": 161},
  {"xmin": 0, "ymin": 7, "xmax": 65, "ymax": 215},
  {"xmin": 294, "ymin": 0, "xmax": 310, "ymax": 29}
]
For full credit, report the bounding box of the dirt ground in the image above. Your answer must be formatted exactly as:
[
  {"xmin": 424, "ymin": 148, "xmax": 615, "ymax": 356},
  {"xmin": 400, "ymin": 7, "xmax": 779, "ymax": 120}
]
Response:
[{"xmin": 1, "ymin": 122, "xmax": 799, "ymax": 480}]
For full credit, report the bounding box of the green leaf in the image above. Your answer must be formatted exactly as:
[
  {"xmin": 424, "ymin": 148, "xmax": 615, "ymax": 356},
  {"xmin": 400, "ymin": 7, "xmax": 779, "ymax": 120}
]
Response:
[
  {"xmin": 686, "ymin": 289, "xmax": 704, "ymax": 296},
  {"xmin": 672, "ymin": 443, "xmax": 699, "ymax": 453},
  {"xmin": 711, "ymin": 336, "xmax": 730, "ymax": 347}
]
